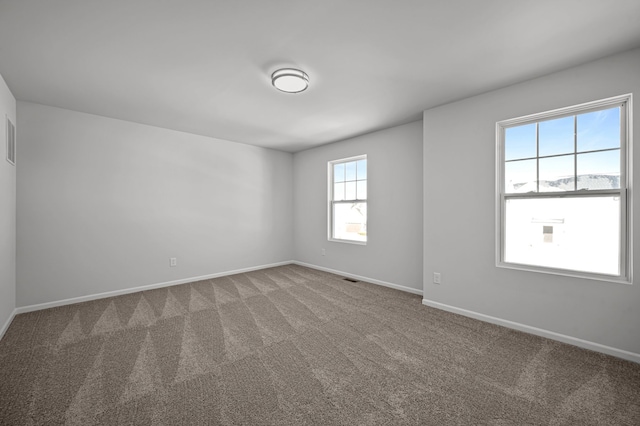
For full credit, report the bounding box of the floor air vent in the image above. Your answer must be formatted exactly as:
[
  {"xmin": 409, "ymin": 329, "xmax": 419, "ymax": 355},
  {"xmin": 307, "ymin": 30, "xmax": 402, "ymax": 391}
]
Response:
[{"xmin": 343, "ymin": 278, "xmax": 359, "ymax": 283}]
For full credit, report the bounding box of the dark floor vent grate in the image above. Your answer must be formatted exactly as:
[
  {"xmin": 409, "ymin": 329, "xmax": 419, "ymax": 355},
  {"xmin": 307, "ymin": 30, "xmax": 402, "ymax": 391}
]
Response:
[{"xmin": 343, "ymin": 278, "xmax": 359, "ymax": 283}]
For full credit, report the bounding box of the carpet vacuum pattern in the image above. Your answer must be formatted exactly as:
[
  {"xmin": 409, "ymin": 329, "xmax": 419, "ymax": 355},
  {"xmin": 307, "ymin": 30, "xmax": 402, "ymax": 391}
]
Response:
[{"xmin": 0, "ymin": 265, "xmax": 639, "ymax": 425}]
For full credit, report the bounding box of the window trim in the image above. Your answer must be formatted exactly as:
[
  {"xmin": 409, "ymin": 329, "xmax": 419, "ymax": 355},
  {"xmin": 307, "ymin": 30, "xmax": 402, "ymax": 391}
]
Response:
[
  {"xmin": 6, "ymin": 115, "xmax": 15, "ymax": 165},
  {"xmin": 328, "ymin": 154, "xmax": 368, "ymax": 245},
  {"xmin": 495, "ymin": 94, "xmax": 633, "ymax": 284}
]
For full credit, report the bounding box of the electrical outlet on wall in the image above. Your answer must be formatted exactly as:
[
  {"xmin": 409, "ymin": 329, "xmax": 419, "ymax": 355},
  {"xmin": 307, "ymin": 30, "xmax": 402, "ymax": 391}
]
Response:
[
  {"xmin": 433, "ymin": 272, "xmax": 441, "ymax": 284},
  {"xmin": 170, "ymin": 258, "xmax": 177, "ymax": 267},
  {"xmin": 321, "ymin": 248, "xmax": 326, "ymax": 256}
]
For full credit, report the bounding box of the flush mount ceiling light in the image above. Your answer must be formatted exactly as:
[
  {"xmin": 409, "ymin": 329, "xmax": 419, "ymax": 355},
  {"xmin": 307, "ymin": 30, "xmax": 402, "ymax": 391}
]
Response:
[{"xmin": 271, "ymin": 68, "xmax": 309, "ymax": 93}]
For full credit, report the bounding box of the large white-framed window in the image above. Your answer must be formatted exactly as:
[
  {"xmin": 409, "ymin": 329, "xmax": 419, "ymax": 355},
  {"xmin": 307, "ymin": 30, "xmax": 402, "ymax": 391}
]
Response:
[
  {"xmin": 329, "ymin": 155, "xmax": 367, "ymax": 244},
  {"xmin": 496, "ymin": 94, "xmax": 632, "ymax": 283}
]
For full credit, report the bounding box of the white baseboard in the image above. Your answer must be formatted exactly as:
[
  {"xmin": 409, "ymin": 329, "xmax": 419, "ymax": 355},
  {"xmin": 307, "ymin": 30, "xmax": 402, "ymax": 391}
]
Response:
[
  {"xmin": 0, "ymin": 309, "xmax": 17, "ymax": 341},
  {"xmin": 15, "ymin": 261, "xmax": 294, "ymax": 314},
  {"xmin": 292, "ymin": 261, "xmax": 423, "ymax": 296},
  {"xmin": 422, "ymin": 298, "xmax": 640, "ymax": 364}
]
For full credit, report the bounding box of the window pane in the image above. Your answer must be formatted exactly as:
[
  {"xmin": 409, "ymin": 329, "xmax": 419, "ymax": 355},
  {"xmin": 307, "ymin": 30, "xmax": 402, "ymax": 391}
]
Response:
[
  {"xmin": 505, "ymin": 123, "xmax": 536, "ymax": 161},
  {"xmin": 357, "ymin": 159, "xmax": 367, "ymax": 180},
  {"xmin": 577, "ymin": 107, "xmax": 620, "ymax": 152},
  {"xmin": 505, "ymin": 159, "xmax": 536, "ymax": 193},
  {"xmin": 334, "ymin": 163, "xmax": 345, "ymax": 182},
  {"xmin": 345, "ymin": 161, "xmax": 357, "ymax": 181},
  {"xmin": 333, "ymin": 202, "xmax": 367, "ymax": 242},
  {"xmin": 539, "ymin": 116, "xmax": 574, "ymax": 157},
  {"xmin": 333, "ymin": 183, "xmax": 345, "ymax": 201},
  {"xmin": 539, "ymin": 155, "xmax": 574, "ymax": 191},
  {"xmin": 357, "ymin": 180, "xmax": 367, "ymax": 199},
  {"xmin": 505, "ymin": 196, "xmax": 620, "ymax": 275},
  {"xmin": 577, "ymin": 150, "xmax": 620, "ymax": 190},
  {"xmin": 345, "ymin": 181, "xmax": 356, "ymax": 200}
]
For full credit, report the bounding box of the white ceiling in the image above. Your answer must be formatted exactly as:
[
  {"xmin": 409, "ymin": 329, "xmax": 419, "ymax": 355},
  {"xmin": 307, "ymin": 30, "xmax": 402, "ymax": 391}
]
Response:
[{"xmin": 1, "ymin": 0, "xmax": 639, "ymax": 152}]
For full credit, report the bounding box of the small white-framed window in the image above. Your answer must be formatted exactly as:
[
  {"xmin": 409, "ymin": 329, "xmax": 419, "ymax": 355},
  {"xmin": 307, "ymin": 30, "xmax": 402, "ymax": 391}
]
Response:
[
  {"xmin": 496, "ymin": 94, "xmax": 632, "ymax": 283},
  {"xmin": 329, "ymin": 155, "xmax": 367, "ymax": 244},
  {"xmin": 6, "ymin": 115, "xmax": 15, "ymax": 165}
]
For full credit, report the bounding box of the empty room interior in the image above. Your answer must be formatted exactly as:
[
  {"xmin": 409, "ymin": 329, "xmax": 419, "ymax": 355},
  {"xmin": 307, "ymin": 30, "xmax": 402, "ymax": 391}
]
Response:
[{"xmin": 1, "ymin": 1, "xmax": 640, "ymax": 424}]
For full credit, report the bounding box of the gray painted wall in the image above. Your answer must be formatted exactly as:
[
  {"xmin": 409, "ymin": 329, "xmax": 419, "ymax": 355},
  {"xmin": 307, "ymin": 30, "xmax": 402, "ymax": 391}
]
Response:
[
  {"xmin": 423, "ymin": 48, "xmax": 640, "ymax": 354},
  {"xmin": 17, "ymin": 102, "xmax": 293, "ymax": 306},
  {"xmin": 293, "ymin": 121, "xmax": 423, "ymax": 292},
  {"xmin": 0, "ymin": 74, "xmax": 16, "ymax": 332}
]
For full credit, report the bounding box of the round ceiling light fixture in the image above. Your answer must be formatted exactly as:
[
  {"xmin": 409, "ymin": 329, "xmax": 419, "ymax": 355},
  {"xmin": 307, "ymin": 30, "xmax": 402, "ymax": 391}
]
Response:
[{"xmin": 271, "ymin": 68, "xmax": 309, "ymax": 93}]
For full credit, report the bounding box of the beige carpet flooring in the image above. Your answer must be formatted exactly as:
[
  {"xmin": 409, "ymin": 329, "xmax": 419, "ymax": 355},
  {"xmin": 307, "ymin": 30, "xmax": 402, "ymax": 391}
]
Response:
[{"xmin": 0, "ymin": 264, "xmax": 639, "ymax": 425}]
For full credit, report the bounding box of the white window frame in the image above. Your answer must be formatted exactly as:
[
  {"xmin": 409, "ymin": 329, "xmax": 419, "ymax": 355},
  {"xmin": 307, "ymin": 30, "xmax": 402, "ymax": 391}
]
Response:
[
  {"xmin": 6, "ymin": 115, "xmax": 15, "ymax": 165},
  {"xmin": 328, "ymin": 154, "xmax": 367, "ymax": 245},
  {"xmin": 495, "ymin": 94, "xmax": 633, "ymax": 283}
]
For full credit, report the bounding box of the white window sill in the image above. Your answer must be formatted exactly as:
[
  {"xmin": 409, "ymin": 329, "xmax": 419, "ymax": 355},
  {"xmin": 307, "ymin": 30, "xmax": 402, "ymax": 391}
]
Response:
[
  {"xmin": 496, "ymin": 262, "xmax": 632, "ymax": 285},
  {"xmin": 328, "ymin": 238, "xmax": 367, "ymax": 246}
]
